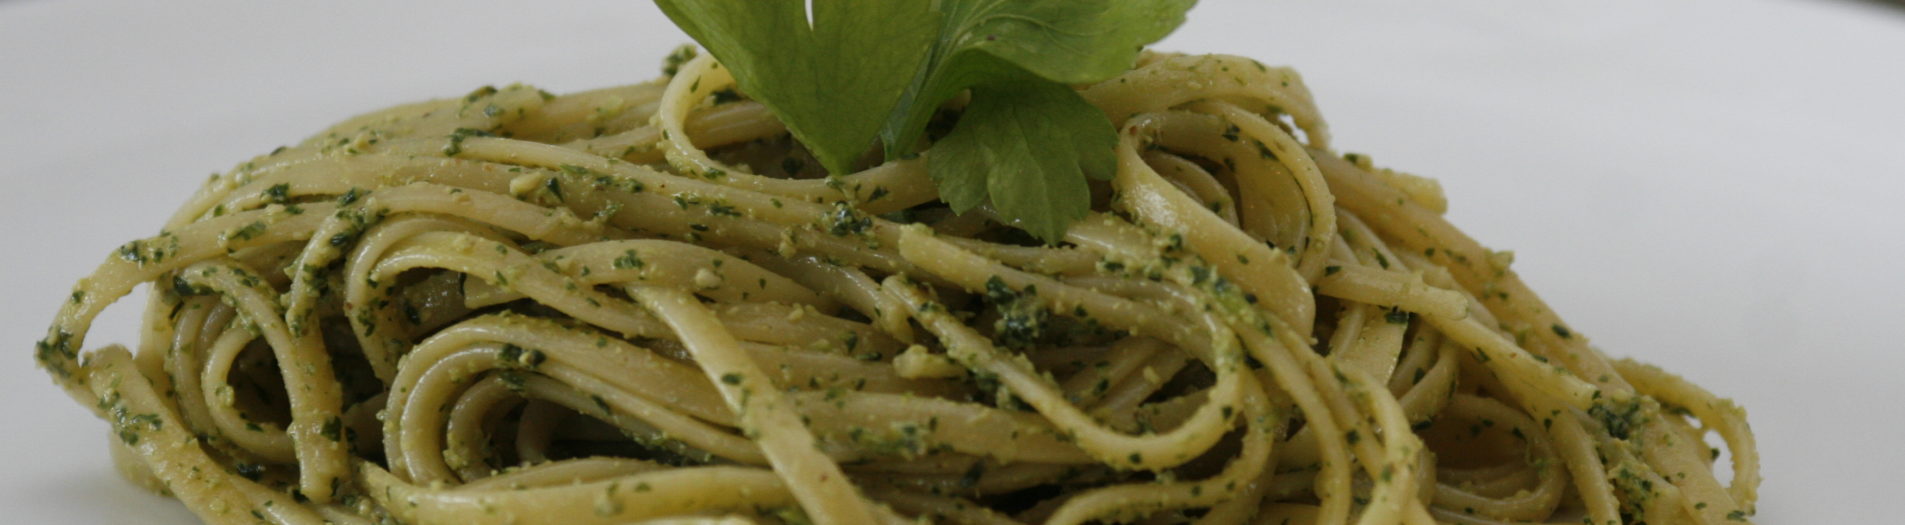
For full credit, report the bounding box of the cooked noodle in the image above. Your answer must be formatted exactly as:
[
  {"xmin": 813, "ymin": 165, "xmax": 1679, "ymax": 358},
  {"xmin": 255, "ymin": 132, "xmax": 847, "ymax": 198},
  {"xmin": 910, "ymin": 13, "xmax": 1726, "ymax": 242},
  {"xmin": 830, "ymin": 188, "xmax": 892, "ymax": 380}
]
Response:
[{"xmin": 35, "ymin": 51, "xmax": 1757, "ymax": 525}]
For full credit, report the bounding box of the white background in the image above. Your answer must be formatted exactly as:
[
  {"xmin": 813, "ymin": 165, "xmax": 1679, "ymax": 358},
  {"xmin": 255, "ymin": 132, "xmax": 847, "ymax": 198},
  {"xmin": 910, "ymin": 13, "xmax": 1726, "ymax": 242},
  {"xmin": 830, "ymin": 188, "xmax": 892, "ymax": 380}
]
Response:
[{"xmin": 2, "ymin": 0, "xmax": 1900, "ymax": 522}]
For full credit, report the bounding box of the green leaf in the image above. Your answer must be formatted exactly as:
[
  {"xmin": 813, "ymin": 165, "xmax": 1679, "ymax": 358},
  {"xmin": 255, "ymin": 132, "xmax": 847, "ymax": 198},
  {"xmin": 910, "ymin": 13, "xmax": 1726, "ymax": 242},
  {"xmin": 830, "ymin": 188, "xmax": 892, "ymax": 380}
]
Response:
[
  {"xmin": 653, "ymin": 0, "xmax": 936, "ymax": 175},
  {"xmin": 880, "ymin": 0, "xmax": 1196, "ymax": 157},
  {"xmin": 654, "ymin": 0, "xmax": 1192, "ymax": 243},
  {"xmin": 928, "ymin": 77, "xmax": 1117, "ymax": 242}
]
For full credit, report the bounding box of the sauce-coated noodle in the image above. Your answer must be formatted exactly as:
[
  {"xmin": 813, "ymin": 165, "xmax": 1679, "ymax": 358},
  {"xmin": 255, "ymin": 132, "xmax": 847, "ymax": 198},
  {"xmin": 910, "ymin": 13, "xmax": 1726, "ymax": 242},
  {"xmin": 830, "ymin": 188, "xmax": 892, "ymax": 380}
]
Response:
[{"xmin": 35, "ymin": 51, "xmax": 1757, "ymax": 525}]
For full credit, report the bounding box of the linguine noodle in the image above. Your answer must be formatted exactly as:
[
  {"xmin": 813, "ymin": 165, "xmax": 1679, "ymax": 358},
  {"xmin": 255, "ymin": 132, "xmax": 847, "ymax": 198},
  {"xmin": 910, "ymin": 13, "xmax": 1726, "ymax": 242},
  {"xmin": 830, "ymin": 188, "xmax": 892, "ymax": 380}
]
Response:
[{"xmin": 35, "ymin": 51, "xmax": 1757, "ymax": 525}]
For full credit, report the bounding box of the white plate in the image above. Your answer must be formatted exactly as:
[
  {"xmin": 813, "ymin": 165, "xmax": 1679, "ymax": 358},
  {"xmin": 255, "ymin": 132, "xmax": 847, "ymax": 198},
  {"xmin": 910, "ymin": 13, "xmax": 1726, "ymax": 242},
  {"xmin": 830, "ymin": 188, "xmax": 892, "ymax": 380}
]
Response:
[{"xmin": 3, "ymin": 0, "xmax": 1900, "ymax": 522}]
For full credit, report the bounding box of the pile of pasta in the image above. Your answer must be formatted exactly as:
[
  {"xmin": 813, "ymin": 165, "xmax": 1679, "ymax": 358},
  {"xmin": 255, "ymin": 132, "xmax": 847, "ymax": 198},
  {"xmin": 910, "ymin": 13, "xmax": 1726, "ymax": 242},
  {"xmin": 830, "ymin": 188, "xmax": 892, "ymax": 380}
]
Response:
[{"xmin": 36, "ymin": 51, "xmax": 1758, "ymax": 525}]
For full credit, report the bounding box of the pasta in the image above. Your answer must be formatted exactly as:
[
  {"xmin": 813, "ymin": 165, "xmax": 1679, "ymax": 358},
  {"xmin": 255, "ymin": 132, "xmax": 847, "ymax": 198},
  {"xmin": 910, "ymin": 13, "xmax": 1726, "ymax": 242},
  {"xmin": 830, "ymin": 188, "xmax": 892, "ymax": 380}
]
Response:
[{"xmin": 34, "ymin": 50, "xmax": 1758, "ymax": 525}]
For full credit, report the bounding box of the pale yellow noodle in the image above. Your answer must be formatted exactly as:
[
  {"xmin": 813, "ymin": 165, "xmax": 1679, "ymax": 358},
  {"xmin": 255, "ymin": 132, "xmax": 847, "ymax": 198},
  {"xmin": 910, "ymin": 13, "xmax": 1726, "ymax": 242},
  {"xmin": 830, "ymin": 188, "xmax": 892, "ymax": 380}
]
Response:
[{"xmin": 33, "ymin": 50, "xmax": 1757, "ymax": 525}]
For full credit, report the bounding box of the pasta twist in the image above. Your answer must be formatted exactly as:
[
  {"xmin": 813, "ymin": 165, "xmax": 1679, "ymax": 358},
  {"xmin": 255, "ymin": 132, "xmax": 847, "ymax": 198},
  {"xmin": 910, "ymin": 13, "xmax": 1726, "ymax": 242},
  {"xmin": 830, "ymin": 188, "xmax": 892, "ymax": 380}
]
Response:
[{"xmin": 35, "ymin": 52, "xmax": 1757, "ymax": 525}]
